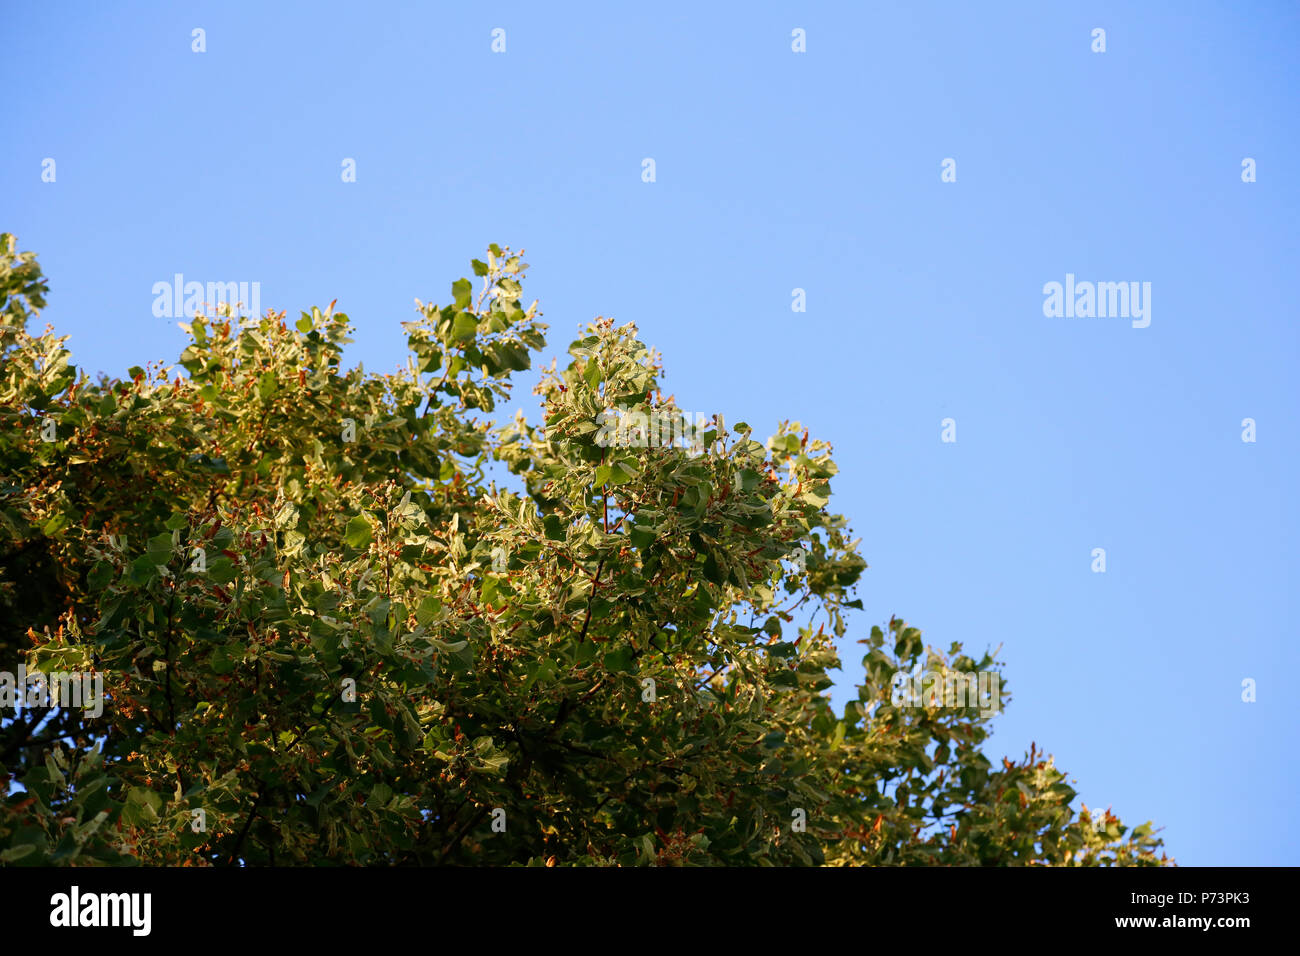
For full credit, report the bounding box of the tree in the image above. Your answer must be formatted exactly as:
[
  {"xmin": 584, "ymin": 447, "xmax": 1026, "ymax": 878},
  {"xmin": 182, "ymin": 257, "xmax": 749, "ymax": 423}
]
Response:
[{"xmin": 0, "ymin": 234, "xmax": 1169, "ymax": 866}]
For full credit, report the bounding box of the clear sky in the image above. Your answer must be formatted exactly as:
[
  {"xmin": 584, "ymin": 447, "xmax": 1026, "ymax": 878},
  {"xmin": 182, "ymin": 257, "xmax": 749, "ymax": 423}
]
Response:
[{"xmin": 4, "ymin": 1, "xmax": 1297, "ymax": 866}]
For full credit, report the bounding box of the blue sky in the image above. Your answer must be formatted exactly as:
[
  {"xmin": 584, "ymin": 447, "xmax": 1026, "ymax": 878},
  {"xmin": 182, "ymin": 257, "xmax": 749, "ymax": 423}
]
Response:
[{"xmin": 4, "ymin": 1, "xmax": 1297, "ymax": 865}]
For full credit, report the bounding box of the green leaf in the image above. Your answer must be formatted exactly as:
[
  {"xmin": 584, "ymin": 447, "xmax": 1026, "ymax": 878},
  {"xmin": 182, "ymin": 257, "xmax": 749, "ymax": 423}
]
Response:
[
  {"xmin": 41, "ymin": 512, "xmax": 69, "ymax": 536},
  {"xmin": 345, "ymin": 515, "xmax": 372, "ymax": 550},
  {"xmin": 258, "ymin": 371, "xmax": 279, "ymax": 400},
  {"xmin": 603, "ymin": 646, "xmax": 636, "ymax": 673},
  {"xmin": 87, "ymin": 561, "xmax": 115, "ymax": 591},
  {"xmin": 128, "ymin": 554, "xmax": 156, "ymax": 585},
  {"xmin": 702, "ymin": 553, "xmax": 724, "ymax": 585},
  {"xmin": 770, "ymin": 669, "xmax": 798, "ymax": 688},
  {"xmin": 0, "ymin": 844, "xmax": 37, "ymax": 862},
  {"xmin": 452, "ymin": 278, "xmax": 473, "ymax": 310},
  {"xmin": 416, "ymin": 595, "xmax": 442, "ymax": 625},
  {"xmin": 451, "ymin": 311, "xmax": 478, "ymax": 343},
  {"xmin": 146, "ymin": 531, "xmax": 174, "ymax": 563}
]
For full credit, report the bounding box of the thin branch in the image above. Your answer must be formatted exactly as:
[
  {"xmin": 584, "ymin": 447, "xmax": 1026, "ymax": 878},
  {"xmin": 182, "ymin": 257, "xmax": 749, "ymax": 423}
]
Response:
[
  {"xmin": 226, "ymin": 787, "xmax": 265, "ymax": 866},
  {"xmin": 576, "ymin": 555, "xmax": 607, "ymax": 644}
]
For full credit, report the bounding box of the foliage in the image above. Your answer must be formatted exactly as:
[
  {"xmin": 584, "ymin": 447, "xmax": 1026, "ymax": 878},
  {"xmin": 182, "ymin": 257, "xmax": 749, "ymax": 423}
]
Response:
[{"xmin": 0, "ymin": 234, "xmax": 1170, "ymax": 866}]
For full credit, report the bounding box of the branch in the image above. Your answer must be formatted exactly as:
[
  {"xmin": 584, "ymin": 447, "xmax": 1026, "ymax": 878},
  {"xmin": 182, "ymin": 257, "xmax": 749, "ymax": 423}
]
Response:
[
  {"xmin": 226, "ymin": 787, "xmax": 265, "ymax": 866},
  {"xmin": 436, "ymin": 803, "xmax": 491, "ymax": 865},
  {"xmin": 576, "ymin": 555, "xmax": 607, "ymax": 644}
]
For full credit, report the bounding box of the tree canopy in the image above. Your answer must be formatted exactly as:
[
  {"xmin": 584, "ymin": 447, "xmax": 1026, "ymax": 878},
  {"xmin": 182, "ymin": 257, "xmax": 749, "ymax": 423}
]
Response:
[{"xmin": 0, "ymin": 234, "xmax": 1169, "ymax": 866}]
